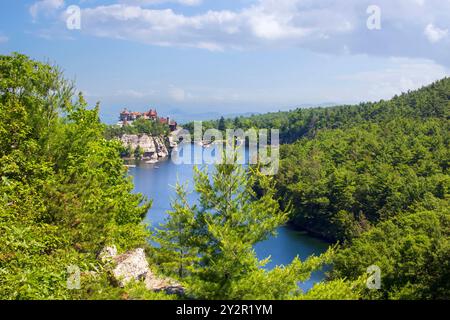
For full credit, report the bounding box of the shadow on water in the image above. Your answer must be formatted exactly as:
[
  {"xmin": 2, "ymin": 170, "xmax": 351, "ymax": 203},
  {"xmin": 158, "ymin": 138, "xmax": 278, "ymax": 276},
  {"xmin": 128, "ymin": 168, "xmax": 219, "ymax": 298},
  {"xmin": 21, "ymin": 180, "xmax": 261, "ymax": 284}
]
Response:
[{"xmin": 128, "ymin": 144, "xmax": 330, "ymax": 291}]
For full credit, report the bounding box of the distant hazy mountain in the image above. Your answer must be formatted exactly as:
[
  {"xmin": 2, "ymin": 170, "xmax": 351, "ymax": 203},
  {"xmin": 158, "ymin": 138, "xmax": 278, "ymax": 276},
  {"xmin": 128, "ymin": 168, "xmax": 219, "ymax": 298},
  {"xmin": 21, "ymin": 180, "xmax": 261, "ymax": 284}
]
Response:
[{"xmin": 166, "ymin": 110, "xmax": 261, "ymax": 125}]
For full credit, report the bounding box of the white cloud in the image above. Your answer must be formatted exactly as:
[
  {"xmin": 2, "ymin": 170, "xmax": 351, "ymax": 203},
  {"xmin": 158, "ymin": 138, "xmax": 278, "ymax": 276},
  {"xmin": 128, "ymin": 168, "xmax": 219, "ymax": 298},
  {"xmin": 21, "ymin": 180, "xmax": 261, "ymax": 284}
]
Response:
[
  {"xmin": 77, "ymin": 1, "xmax": 354, "ymax": 50},
  {"xmin": 0, "ymin": 35, "xmax": 8, "ymax": 43},
  {"xmin": 28, "ymin": 0, "xmax": 450, "ymax": 65},
  {"xmin": 337, "ymin": 58, "xmax": 450, "ymax": 101},
  {"xmin": 30, "ymin": 0, "xmax": 65, "ymax": 20},
  {"xmin": 424, "ymin": 23, "xmax": 448, "ymax": 43}
]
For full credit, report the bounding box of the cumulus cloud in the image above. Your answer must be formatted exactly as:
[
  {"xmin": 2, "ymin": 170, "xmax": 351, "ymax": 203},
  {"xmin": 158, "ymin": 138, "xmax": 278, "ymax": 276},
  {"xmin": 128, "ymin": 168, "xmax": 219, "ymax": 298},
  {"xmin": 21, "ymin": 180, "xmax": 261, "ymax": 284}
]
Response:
[
  {"xmin": 30, "ymin": 0, "xmax": 65, "ymax": 20},
  {"xmin": 424, "ymin": 23, "xmax": 448, "ymax": 43}
]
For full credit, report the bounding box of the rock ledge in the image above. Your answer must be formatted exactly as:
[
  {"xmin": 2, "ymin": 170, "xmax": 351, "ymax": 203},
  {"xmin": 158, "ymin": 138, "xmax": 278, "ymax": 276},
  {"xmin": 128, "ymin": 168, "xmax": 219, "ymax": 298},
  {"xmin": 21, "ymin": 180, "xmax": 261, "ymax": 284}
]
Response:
[{"xmin": 99, "ymin": 246, "xmax": 184, "ymax": 295}]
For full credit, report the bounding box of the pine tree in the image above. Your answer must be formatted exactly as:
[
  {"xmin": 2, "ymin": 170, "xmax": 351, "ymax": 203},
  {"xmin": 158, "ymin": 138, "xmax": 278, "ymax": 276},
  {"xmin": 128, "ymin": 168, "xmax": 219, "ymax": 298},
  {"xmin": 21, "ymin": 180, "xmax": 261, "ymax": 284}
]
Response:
[
  {"xmin": 189, "ymin": 161, "xmax": 288, "ymax": 298},
  {"xmin": 153, "ymin": 149, "xmax": 337, "ymax": 299},
  {"xmin": 218, "ymin": 116, "xmax": 226, "ymax": 131},
  {"xmin": 153, "ymin": 183, "xmax": 199, "ymax": 279}
]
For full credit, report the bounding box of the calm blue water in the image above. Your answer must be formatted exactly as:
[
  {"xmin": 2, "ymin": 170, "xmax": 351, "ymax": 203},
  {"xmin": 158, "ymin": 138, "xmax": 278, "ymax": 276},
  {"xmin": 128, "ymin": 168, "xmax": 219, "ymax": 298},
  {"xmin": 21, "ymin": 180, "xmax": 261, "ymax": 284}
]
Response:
[{"xmin": 128, "ymin": 144, "xmax": 329, "ymax": 291}]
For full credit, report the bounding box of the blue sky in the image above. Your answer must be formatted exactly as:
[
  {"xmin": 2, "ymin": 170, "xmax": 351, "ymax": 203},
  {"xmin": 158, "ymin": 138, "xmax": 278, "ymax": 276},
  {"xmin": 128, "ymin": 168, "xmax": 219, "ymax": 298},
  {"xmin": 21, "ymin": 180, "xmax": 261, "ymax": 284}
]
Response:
[{"xmin": 0, "ymin": 0, "xmax": 449, "ymax": 123}]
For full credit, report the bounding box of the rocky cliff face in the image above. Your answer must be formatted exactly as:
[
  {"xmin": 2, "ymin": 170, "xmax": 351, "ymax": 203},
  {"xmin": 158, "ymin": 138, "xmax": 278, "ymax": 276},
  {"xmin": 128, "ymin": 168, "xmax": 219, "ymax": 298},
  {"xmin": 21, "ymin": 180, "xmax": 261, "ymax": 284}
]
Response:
[{"xmin": 121, "ymin": 134, "xmax": 170, "ymax": 161}]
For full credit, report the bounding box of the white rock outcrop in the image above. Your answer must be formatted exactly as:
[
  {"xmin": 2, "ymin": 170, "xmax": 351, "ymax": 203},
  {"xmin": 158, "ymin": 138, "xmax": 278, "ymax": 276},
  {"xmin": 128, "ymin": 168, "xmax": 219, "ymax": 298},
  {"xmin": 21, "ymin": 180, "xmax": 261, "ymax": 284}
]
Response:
[
  {"xmin": 112, "ymin": 248, "xmax": 149, "ymax": 287},
  {"xmin": 121, "ymin": 134, "xmax": 170, "ymax": 161},
  {"xmin": 100, "ymin": 246, "xmax": 184, "ymax": 295}
]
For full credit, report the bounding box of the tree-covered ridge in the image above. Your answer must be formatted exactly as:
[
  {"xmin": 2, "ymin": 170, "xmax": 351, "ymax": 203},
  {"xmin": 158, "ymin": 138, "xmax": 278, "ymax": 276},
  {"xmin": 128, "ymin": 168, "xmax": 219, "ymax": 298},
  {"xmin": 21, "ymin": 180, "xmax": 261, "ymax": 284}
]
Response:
[
  {"xmin": 277, "ymin": 118, "xmax": 449, "ymax": 241},
  {"xmin": 332, "ymin": 200, "xmax": 449, "ymax": 300},
  {"xmin": 271, "ymin": 80, "xmax": 449, "ymax": 299},
  {"xmin": 190, "ymin": 77, "xmax": 449, "ymax": 299},
  {"xmin": 184, "ymin": 77, "xmax": 449, "ymax": 143}
]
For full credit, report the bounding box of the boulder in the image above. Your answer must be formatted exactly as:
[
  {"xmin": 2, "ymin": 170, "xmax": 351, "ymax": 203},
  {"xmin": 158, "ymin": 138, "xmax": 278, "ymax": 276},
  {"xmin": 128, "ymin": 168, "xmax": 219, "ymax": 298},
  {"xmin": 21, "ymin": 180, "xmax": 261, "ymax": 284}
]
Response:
[{"xmin": 112, "ymin": 248, "xmax": 149, "ymax": 287}]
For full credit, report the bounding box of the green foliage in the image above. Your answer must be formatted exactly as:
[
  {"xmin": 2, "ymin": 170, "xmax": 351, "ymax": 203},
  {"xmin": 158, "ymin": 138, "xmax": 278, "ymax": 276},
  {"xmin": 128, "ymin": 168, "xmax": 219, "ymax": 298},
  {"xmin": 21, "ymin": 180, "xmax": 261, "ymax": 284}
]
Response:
[
  {"xmin": 332, "ymin": 198, "xmax": 450, "ymax": 299},
  {"xmin": 276, "ymin": 118, "xmax": 449, "ymax": 242},
  {"xmin": 105, "ymin": 117, "xmax": 169, "ymax": 139},
  {"xmin": 152, "ymin": 183, "xmax": 200, "ymax": 279},
  {"xmin": 187, "ymin": 77, "xmax": 450, "ymax": 300},
  {"xmin": 0, "ymin": 53, "xmax": 155, "ymax": 299},
  {"xmin": 184, "ymin": 77, "xmax": 450, "ymax": 144},
  {"xmin": 300, "ymin": 278, "xmax": 365, "ymax": 300}
]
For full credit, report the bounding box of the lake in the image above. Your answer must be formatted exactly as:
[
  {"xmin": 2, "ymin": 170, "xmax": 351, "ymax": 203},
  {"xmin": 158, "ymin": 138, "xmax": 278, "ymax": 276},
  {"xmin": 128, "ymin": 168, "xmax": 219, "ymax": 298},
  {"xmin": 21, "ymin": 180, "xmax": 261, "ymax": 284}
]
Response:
[{"xmin": 128, "ymin": 144, "xmax": 330, "ymax": 291}]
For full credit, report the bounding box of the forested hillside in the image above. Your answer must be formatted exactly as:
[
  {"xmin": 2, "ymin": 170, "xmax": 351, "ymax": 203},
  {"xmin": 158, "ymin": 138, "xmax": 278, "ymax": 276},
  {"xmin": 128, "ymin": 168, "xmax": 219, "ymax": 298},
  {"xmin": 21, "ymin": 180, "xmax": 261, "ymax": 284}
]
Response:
[
  {"xmin": 277, "ymin": 118, "xmax": 449, "ymax": 241},
  {"xmin": 185, "ymin": 78, "xmax": 449, "ymax": 144},
  {"xmin": 270, "ymin": 80, "xmax": 449, "ymax": 299},
  {"xmin": 196, "ymin": 79, "xmax": 449, "ymax": 299}
]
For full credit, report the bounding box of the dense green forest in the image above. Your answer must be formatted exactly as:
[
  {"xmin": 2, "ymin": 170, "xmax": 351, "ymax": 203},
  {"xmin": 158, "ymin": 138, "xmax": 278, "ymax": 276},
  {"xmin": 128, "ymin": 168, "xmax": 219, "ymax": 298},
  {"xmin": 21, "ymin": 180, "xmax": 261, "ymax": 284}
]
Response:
[
  {"xmin": 278, "ymin": 118, "xmax": 449, "ymax": 299},
  {"xmin": 186, "ymin": 78, "xmax": 449, "ymax": 299},
  {"xmin": 104, "ymin": 118, "xmax": 169, "ymax": 140},
  {"xmin": 0, "ymin": 53, "xmax": 448, "ymax": 300},
  {"xmin": 184, "ymin": 78, "xmax": 449, "ymax": 143}
]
